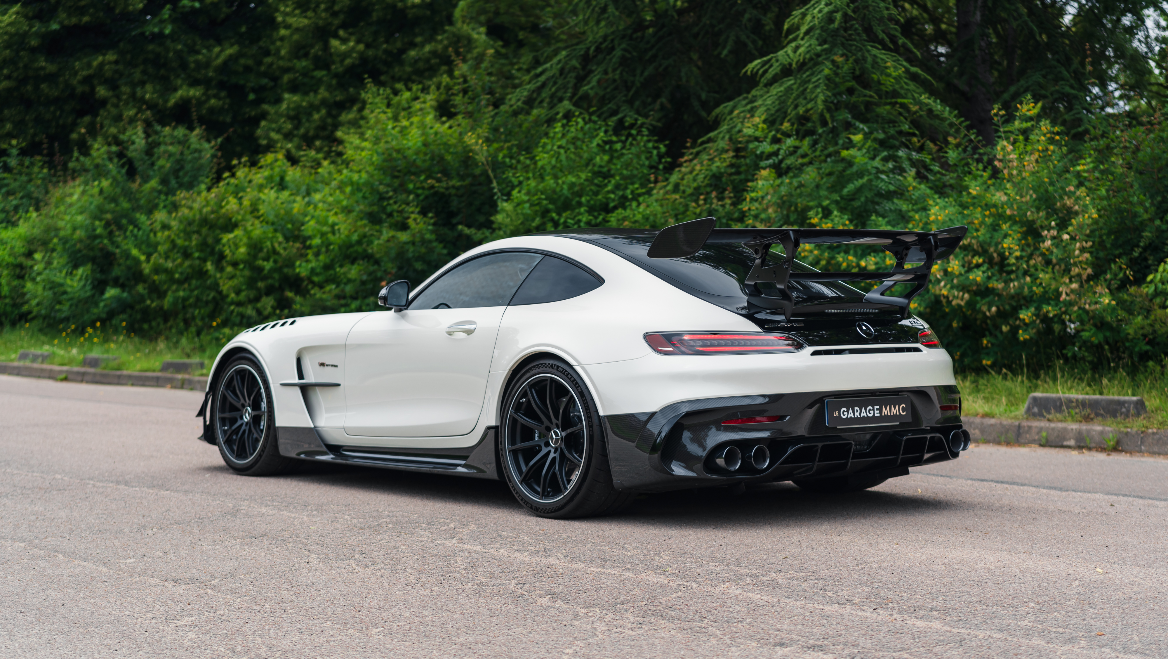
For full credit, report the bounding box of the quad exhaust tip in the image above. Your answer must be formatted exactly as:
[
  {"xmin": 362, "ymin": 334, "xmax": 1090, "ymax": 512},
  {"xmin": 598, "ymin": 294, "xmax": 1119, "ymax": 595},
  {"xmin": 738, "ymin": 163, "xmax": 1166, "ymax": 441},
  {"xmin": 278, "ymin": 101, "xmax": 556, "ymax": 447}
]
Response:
[
  {"xmin": 747, "ymin": 444, "xmax": 770, "ymax": 470},
  {"xmin": 949, "ymin": 429, "xmax": 971, "ymax": 453},
  {"xmin": 714, "ymin": 445, "xmax": 741, "ymax": 472}
]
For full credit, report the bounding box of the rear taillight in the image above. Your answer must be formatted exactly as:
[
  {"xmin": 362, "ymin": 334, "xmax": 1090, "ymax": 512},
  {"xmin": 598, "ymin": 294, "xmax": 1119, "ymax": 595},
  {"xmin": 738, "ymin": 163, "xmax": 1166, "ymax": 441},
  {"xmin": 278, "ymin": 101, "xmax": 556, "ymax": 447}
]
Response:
[
  {"xmin": 939, "ymin": 404, "xmax": 960, "ymax": 412},
  {"xmin": 918, "ymin": 328, "xmax": 943, "ymax": 348},
  {"xmin": 644, "ymin": 332, "xmax": 803, "ymax": 355}
]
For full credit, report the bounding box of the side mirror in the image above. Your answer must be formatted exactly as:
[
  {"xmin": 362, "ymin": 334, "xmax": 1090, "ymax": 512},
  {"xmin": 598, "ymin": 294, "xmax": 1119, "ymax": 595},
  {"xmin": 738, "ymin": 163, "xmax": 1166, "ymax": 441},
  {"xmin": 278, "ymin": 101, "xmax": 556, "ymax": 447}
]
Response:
[{"xmin": 378, "ymin": 280, "xmax": 410, "ymax": 311}]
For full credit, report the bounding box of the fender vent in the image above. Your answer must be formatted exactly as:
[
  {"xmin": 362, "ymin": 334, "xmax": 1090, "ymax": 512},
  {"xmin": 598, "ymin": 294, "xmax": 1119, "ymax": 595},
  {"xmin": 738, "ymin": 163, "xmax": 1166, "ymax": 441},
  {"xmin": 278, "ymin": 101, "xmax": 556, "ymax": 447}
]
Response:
[{"xmin": 245, "ymin": 318, "xmax": 298, "ymax": 333}]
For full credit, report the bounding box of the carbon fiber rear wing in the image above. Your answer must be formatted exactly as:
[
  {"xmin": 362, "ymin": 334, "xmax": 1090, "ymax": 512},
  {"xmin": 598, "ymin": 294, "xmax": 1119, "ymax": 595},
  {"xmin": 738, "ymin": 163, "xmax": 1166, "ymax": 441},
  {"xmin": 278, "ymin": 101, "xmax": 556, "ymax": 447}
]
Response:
[{"xmin": 647, "ymin": 217, "xmax": 967, "ymax": 319}]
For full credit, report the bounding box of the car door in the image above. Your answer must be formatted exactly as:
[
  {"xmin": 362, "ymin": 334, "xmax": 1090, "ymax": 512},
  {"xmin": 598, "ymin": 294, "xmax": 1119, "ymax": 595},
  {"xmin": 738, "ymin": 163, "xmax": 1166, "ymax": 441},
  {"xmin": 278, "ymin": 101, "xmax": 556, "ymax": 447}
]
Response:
[{"xmin": 344, "ymin": 252, "xmax": 543, "ymax": 438}]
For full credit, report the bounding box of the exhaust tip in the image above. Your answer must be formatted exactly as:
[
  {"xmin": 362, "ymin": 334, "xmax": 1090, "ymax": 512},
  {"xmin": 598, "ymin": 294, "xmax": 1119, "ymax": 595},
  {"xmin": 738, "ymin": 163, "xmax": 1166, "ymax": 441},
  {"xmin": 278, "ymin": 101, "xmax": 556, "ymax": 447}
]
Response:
[
  {"xmin": 949, "ymin": 429, "xmax": 969, "ymax": 454},
  {"xmin": 747, "ymin": 444, "xmax": 770, "ymax": 470},
  {"xmin": 714, "ymin": 445, "xmax": 742, "ymax": 472}
]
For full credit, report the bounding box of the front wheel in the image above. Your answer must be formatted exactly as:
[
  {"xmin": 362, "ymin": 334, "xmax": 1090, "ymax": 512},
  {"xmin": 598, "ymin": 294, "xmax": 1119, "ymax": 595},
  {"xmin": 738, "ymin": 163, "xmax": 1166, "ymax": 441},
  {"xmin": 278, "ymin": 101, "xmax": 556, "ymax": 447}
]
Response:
[
  {"xmin": 212, "ymin": 355, "xmax": 292, "ymax": 476},
  {"xmin": 499, "ymin": 360, "xmax": 631, "ymax": 518}
]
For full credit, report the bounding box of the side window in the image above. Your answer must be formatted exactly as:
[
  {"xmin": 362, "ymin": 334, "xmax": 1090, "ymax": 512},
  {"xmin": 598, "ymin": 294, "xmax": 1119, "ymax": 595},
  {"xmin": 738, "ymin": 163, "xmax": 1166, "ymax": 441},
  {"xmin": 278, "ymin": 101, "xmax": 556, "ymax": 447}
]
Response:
[
  {"xmin": 409, "ymin": 252, "xmax": 543, "ymax": 310},
  {"xmin": 509, "ymin": 255, "xmax": 603, "ymax": 306}
]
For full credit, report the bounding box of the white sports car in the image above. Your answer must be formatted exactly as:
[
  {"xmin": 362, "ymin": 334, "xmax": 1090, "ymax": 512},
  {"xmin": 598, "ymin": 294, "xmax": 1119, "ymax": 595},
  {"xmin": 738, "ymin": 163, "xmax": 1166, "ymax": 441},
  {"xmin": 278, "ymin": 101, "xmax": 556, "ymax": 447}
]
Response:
[{"xmin": 197, "ymin": 218, "xmax": 971, "ymax": 518}]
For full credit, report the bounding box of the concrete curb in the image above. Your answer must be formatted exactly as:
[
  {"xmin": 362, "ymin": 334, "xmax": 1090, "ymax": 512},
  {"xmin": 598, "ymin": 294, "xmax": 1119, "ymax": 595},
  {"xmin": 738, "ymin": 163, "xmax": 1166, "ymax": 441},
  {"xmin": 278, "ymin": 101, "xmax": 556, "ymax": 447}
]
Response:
[
  {"xmin": 964, "ymin": 416, "xmax": 1167, "ymax": 455},
  {"xmin": 0, "ymin": 361, "xmax": 207, "ymax": 391}
]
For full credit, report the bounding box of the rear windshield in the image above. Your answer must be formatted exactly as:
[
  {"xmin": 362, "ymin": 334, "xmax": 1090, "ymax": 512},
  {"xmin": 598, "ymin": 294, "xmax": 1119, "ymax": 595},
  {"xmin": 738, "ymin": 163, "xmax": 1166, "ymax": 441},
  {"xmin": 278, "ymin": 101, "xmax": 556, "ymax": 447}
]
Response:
[{"xmin": 574, "ymin": 233, "xmax": 862, "ymax": 306}]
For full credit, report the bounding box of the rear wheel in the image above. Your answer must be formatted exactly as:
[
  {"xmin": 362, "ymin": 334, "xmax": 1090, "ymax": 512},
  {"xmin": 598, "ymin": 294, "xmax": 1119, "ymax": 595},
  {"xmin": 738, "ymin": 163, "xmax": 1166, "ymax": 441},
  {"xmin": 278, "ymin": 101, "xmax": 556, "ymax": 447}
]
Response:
[
  {"xmin": 792, "ymin": 475, "xmax": 888, "ymax": 493},
  {"xmin": 499, "ymin": 360, "xmax": 632, "ymax": 518},
  {"xmin": 213, "ymin": 355, "xmax": 292, "ymax": 476}
]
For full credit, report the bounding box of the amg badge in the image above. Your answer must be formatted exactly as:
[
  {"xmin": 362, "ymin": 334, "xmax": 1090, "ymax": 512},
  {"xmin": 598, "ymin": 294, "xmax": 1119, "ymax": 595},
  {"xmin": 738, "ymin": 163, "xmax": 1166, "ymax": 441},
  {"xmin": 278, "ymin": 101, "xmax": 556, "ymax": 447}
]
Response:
[{"xmin": 825, "ymin": 395, "xmax": 913, "ymax": 428}]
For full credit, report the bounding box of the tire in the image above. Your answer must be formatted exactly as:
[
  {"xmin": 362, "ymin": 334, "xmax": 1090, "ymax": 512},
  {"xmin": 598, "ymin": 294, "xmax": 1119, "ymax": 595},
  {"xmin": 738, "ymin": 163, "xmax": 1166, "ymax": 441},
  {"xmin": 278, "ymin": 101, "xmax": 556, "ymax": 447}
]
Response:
[
  {"xmin": 792, "ymin": 475, "xmax": 888, "ymax": 493},
  {"xmin": 498, "ymin": 359, "xmax": 633, "ymax": 518},
  {"xmin": 211, "ymin": 355, "xmax": 292, "ymax": 476}
]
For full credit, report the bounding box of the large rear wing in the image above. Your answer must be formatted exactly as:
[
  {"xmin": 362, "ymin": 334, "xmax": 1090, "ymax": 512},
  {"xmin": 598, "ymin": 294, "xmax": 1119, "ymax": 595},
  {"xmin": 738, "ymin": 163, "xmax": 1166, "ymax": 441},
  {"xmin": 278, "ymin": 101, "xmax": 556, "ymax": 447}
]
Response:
[{"xmin": 647, "ymin": 217, "xmax": 967, "ymax": 319}]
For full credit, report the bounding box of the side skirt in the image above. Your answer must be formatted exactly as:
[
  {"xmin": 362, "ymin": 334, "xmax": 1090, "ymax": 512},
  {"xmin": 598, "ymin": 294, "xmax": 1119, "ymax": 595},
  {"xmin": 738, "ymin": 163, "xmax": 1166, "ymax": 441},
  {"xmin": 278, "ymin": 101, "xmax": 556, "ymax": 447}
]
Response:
[{"xmin": 275, "ymin": 426, "xmax": 500, "ymax": 480}]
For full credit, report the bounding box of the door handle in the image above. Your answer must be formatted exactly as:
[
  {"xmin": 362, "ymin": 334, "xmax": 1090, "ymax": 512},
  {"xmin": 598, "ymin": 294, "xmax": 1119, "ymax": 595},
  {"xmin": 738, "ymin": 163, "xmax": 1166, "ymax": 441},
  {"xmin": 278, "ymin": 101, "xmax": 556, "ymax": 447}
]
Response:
[{"xmin": 445, "ymin": 321, "xmax": 477, "ymax": 336}]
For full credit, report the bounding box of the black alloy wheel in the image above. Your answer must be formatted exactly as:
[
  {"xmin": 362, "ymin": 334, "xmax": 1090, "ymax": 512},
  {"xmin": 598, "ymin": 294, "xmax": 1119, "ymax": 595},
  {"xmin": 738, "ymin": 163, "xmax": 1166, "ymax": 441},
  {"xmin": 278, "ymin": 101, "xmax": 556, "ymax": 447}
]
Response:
[
  {"xmin": 505, "ymin": 373, "xmax": 586, "ymax": 503},
  {"xmin": 213, "ymin": 355, "xmax": 291, "ymax": 475},
  {"xmin": 499, "ymin": 360, "xmax": 632, "ymax": 518}
]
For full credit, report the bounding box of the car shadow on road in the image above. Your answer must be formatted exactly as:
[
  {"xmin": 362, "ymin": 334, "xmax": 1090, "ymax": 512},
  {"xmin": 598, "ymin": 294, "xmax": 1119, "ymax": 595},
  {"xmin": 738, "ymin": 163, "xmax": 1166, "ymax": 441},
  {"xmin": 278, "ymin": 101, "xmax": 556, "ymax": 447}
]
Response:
[
  {"xmin": 229, "ymin": 461, "xmax": 524, "ymax": 512},
  {"xmin": 214, "ymin": 461, "xmax": 955, "ymax": 525},
  {"xmin": 617, "ymin": 482, "xmax": 957, "ymax": 529}
]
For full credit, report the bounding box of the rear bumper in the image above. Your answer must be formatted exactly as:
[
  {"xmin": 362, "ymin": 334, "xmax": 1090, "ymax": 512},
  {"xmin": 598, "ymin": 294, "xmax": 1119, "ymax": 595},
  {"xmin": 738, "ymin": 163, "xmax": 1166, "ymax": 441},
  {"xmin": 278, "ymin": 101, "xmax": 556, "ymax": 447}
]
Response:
[{"xmin": 603, "ymin": 385, "xmax": 965, "ymax": 492}]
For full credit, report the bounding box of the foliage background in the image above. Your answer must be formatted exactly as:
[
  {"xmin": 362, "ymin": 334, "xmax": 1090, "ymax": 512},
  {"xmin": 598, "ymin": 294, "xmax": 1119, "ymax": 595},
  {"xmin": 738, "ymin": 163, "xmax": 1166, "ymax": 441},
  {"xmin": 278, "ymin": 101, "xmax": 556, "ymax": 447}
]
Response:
[{"xmin": 0, "ymin": 0, "xmax": 1165, "ymax": 371}]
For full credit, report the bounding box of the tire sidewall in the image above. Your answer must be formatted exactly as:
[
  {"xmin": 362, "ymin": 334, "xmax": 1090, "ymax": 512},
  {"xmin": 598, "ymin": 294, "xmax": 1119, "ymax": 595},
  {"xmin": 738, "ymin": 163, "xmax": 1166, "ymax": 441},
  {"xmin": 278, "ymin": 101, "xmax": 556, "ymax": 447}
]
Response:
[
  {"xmin": 213, "ymin": 355, "xmax": 278, "ymax": 474},
  {"xmin": 499, "ymin": 360, "xmax": 603, "ymax": 517}
]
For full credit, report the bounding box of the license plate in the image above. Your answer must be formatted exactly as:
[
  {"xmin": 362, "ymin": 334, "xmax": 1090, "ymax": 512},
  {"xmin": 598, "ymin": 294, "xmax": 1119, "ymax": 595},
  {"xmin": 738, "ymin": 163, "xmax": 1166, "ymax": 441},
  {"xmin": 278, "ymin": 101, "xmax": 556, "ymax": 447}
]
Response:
[{"xmin": 825, "ymin": 396, "xmax": 912, "ymax": 428}]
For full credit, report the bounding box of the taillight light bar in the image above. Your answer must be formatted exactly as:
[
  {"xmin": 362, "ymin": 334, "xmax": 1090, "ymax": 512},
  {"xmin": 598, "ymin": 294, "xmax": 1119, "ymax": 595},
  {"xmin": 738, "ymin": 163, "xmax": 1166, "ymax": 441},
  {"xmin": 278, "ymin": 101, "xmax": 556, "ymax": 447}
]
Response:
[
  {"xmin": 918, "ymin": 328, "xmax": 943, "ymax": 348},
  {"xmin": 644, "ymin": 332, "xmax": 803, "ymax": 355}
]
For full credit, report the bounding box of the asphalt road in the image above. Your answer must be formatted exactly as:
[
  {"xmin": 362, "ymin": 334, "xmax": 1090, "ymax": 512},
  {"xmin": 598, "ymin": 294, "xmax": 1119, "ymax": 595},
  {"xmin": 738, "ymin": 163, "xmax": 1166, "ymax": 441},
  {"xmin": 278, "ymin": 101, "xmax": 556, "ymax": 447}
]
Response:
[{"xmin": 1, "ymin": 374, "xmax": 1165, "ymax": 658}]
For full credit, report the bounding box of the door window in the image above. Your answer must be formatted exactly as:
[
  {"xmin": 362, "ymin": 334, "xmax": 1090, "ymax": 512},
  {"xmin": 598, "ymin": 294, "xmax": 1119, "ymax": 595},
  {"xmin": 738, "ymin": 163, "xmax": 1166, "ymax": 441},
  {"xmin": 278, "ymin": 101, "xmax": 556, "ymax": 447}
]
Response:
[
  {"xmin": 509, "ymin": 255, "xmax": 603, "ymax": 305},
  {"xmin": 409, "ymin": 252, "xmax": 543, "ymax": 310}
]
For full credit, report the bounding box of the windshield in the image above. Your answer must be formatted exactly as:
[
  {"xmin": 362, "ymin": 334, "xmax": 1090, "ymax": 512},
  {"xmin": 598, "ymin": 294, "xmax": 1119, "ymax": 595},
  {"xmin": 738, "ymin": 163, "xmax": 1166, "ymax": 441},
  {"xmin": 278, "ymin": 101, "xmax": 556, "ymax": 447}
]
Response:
[{"xmin": 575, "ymin": 233, "xmax": 862, "ymax": 305}]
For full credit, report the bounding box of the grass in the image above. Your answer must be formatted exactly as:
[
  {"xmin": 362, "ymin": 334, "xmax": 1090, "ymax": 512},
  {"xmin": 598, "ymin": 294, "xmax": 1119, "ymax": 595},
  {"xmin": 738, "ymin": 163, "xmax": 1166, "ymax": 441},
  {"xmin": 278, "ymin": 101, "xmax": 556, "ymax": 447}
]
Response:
[
  {"xmin": 956, "ymin": 362, "xmax": 1167, "ymax": 431},
  {"xmin": 0, "ymin": 325, "xmax": 222, "ymax": 376}
]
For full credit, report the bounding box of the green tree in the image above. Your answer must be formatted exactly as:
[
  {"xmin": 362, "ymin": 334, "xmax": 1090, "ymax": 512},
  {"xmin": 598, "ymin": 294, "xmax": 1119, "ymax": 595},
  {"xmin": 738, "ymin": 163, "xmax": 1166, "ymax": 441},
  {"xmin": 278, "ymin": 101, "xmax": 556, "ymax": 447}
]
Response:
[
  {"xmin": 896, "ymin": 0, "xmax": 1166, "ymax": 144},
  {"xmin": 0, "ymin": 0, "xmax": 275, "ymax": 164},
  {"xmin": 513, "ymin": 0, "xmax": 789, "ymax": 157}
]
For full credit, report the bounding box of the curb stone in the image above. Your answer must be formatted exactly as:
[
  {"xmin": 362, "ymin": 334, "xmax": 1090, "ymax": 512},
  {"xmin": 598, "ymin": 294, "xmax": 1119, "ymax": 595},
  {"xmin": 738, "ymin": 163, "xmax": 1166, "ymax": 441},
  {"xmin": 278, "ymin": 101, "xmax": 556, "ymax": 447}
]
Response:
[
  {"xmin": 0, "ymin": 361, "xmax": 207, "ymax": 391},
  {"xmin": 963, "ymin": 417, "xmax": 1167, "ymax": 455},
  {"xmin": 1024, "ymin": 393, "xmax": 1147, "ymax": 419}
]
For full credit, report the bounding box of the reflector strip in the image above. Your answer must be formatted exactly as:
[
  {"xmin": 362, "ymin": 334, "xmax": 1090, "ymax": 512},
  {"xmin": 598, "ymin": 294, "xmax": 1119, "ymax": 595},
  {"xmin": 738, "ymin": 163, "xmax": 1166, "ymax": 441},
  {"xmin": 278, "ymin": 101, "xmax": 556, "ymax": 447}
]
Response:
[
  {"xmin": 939, "ymin": 404, "xmax": 960, "ymax": 411},
  {"xmin": 722, "ymin": 416, "xmax": 782, "ymax": 425}
]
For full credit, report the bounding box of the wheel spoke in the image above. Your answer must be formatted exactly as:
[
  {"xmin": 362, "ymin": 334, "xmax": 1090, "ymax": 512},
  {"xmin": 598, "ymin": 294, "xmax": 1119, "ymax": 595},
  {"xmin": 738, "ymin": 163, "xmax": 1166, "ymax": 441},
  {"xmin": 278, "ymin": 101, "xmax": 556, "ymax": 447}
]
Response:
[
  {"xmin": 246, "ymin": 377, "xmax": 260, "ymax": 407},
  {"xmin": 223, "ymin": 418, "xmax": 245, "ymax": 438},
  {"xmin": 221, "ymin": 387, "xmax": 244, "ymax": 408},
  {"xmin": 555, "ymin": 394, "xmax": 571, "ymax": 427},
  {"xmin": 218, "ymin": 410, "xmax": 244, "ymax": 418},
  {"xmin": 538, "ymin": 453, "xmax": 554, "ymax": 498},
  {"xmin": 509, "ymin": 411, "xmax": 543, "ymax": 432},
  {"xmin": 560, "ymin": 424, "xmax": 582, "ymax": 436},
  {"xmin": 248, "ymin": 421, "xmax": 262, "ymax": 455},
  {"xmin": 232, "ymin": 375, "xmax": 248, "ymax": 409},
  {"xmin": 562, "ymin": 449, "xmax": 582, "ymax": 466},
  {"xmin": 508, "ymin": 438, "xmax": 543, "ymax": 452},
  {"xmin": 520, "ymin": 447, "xmax": 551, "ymax": 483},
  {"xmin": 554, "ymin": 453, "xmax": 569, "ymax": 492},
  {"xmin": 233, "ymin": 422, "xmax": 248, "ymax": 458},
  {"xmin": 526, "ymin": 385, "xmax": 554, "ymax": 427}
]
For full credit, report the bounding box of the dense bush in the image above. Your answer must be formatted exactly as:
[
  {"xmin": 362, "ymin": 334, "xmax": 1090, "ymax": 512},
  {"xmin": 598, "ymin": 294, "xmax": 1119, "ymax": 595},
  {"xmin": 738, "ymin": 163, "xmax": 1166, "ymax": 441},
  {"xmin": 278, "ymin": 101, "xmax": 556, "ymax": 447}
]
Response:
[
  {"xmin": 904, "ymin": 104, "xmax": 1168, "ymax": 368},
  {"xmin": 0, "ymin": 127, "xmax": 215, "ymax": 328}
]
